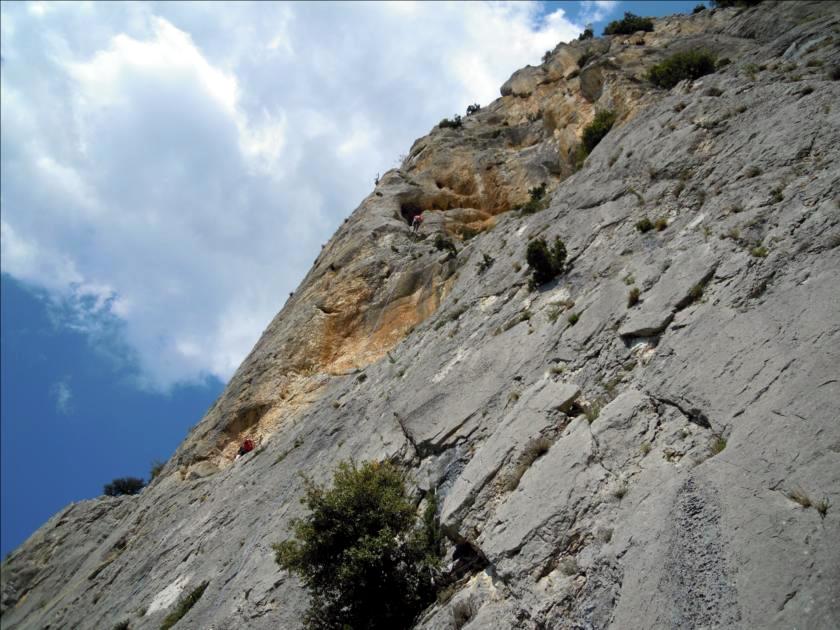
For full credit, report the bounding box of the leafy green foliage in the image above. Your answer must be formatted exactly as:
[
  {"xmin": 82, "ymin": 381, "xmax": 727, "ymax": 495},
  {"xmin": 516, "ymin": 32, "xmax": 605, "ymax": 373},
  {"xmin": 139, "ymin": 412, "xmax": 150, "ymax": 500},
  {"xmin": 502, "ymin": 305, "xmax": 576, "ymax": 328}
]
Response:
[
  {"xmin": 150, "ymin": 460, "xmax": 165, "ymax": 480},
  {"xmin": 693, "ymin": 4, "xmax": 706, "ymax": 13},
  {"xmin": 635, "ymin": 217, "xmax": 654, "ymax": 233},
  {"xmin": 604, "ymin": 12, "xmax": 654, "ymax": 35},
  {"xmin": 581, "ymin": 110, "xmax": 617, "ymax": 155},
  {"xmin": 526, "ymin": 237, "xmax": 567, "ymax": 289},
  {"xmin": 477, "ymin": 252, "xmax": 495, "ymax": 274},
  {"xmin": 419, "ymin": 490, "xmax": 444, "ymax": 559},
  {"xmin": 506, "ymin": 437, "xmax": 552, "ymax": 491},
  {"xmin": 815, "ymin": 498, "xmax": 830, "ymax": 519},
  {"xmin": 578, "ymin": 27, "xmax": 594, "ymax": 40},
  {"xmin": 688, "ymin": 283, "xmax": 704, "ymax": 303},
  {"xmin": 160, "ymin": 581, "xmax": 208, "ymax": 630},
  {"xmin": 465, "ymin": 103, "xmax": 481, "ymax": 116},
  {"xmin": 519, "ymin": 183, "xmax": 549, "ymax": 215},
  {"xmin": 648, "ymin": 51, "xmax": 716, "ymax": 89},
  {"xmin": 274, "ymin": 461, "xmax": 441, "ymax": 629},
  {"xmin": 104, "ymin": 477, "xmax": 145, "ymax": 497},
  {"xmin": 528, "ymin": 183, "xmax": 546, "ymax": 202},
  {"xmin": 438, "ymin": 115, "xmax": 462, "ymax": 129}
]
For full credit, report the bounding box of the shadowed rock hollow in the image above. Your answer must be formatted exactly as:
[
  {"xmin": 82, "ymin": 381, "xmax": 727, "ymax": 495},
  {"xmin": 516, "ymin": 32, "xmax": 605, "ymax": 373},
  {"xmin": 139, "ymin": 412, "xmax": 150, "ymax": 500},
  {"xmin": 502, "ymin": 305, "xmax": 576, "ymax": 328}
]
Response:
[{"xmin": 3, "ymin": 2, "xmax": 840, "ymax": 628}]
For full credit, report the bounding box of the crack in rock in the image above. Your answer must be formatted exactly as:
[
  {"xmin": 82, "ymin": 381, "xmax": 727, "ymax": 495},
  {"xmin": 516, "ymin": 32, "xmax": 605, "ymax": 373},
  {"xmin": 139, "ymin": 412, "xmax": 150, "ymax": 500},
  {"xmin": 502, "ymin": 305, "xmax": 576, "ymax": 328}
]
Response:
[{"xmin": 652, "ymin": 395, "xmax": 712, "ymax": 430}]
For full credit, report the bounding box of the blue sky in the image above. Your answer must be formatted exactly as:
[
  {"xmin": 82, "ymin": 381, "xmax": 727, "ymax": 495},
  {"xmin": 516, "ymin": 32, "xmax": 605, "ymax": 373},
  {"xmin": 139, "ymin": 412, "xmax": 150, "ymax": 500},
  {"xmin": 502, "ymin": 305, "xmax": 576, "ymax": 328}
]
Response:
[
  {"xmin": 552, "ymin": 0, "xmax": 707, "ymax": 32},
  {"xmin": 1, "ymin": 274, "xmax": 224, "ymax": 556},
  {"xmin": 1, "ymin": 0, "xmax": 703, "ymax": 556}
]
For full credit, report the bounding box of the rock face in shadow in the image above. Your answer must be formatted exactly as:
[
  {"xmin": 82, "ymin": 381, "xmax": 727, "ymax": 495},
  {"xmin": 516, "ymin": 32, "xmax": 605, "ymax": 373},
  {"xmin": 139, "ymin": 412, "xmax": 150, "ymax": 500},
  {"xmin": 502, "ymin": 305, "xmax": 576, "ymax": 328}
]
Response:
[{"xmin": 3, "ymin": 2, "xmax": 840, "ymax": 628}]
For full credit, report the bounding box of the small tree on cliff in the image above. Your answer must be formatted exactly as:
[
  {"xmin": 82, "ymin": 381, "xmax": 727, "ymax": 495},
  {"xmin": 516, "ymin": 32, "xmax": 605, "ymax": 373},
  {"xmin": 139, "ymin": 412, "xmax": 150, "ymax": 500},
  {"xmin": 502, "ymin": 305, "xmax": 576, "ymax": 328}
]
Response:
[
  {"xmin": 274, "ymin": 460, "xmax": 441, "ymax": 629},
  {"xmin": 527, "ymin": 237, "xmax": 567, "ymax": 289},
  {"xmin": 103, "ymin": 477, "xmax": 145, "ymax": 496}
]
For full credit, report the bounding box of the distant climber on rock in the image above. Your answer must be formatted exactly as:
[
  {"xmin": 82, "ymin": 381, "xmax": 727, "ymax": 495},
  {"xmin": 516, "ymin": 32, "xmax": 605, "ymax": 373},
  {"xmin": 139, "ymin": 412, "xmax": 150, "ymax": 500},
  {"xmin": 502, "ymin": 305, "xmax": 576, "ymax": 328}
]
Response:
[
  {"xmin": 238, "ymin": 438, "xmax": 255, "ymax": 458},
  {"xmin": 411, "ymin": 212, "xmax": 424, "ymax": 232}
]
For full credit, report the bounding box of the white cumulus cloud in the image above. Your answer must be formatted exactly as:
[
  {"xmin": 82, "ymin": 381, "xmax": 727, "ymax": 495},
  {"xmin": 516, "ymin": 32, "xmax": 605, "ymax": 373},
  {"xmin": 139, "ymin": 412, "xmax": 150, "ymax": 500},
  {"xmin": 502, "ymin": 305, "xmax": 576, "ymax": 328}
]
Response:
[
  {"xmin": 579, "ymin": 1, "xmax": 621, "ymax": 24},
  {"xmin": 50, "ymin": 379, "xmax": 73, "ymax": 414},
  {"xmin": 1, "ymin": 1, "xmax": 585, "ymax": 389}
]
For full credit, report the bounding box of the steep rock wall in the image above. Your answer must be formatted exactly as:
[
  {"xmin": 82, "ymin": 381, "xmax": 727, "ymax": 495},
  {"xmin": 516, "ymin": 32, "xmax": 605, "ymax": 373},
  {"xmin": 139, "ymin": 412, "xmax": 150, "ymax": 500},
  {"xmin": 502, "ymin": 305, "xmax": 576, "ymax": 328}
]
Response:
[{"xmin": 3, "ymin": 2, "xmax": 840, "ymax": 629}]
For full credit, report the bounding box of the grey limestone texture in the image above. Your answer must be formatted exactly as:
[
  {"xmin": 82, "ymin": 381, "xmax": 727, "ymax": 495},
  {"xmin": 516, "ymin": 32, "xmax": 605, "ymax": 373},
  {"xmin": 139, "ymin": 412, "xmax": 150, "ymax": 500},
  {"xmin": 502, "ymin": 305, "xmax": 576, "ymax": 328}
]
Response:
[{"xmin": 3, "ymin": 2, "xmax": 840, "ymax": 628}]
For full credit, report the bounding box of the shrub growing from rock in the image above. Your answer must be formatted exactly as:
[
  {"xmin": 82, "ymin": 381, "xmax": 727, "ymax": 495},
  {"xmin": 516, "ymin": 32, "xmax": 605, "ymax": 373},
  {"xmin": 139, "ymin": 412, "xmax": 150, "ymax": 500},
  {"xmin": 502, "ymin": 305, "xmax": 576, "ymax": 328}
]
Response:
[
  {"xmin": 439, "ymin": 115, "xmax": 462, "ymax": 129},
  {"xmin": 103, "ymin": 477, "xmax": 145, "ymax": 497},
  {"xmin": 149, "ymin": 460, "xmax": 165, "ymax": 480},
  {"xmin": 273, "ymin": 460, "xmax": 441, "ymax": 629},
  {"xmin": 815, "ymin": 498, "xmax": 830, "ymax": 518},
  {"xmin": 578, "ymin": 27, "xmax": 594, "ymax": 40},
  {"xmin": 688, "ymin": 283, "xmax": 704, "ymax": 303},
  {"xmin": 506, "ymin": 437, "xmax": 552, "ymax": 491},
  {"xmin": 477, "ymin": 252, "xmax": 495, "ymax": 274},
  {"xmin": 604, "ymin": 12, "xmax": 654, "ymax": 35},
  {"xmin": 160, "ymin": 581, "xmax": 209, "ymax": 630},
  {"xmin": 635, "ymin": 217, "xmax": 654, "ymax": 233},
  {"xmin": 581, "ymin": 110, "xmax": 617, "ymax": 155},
  {"xmin": 519, "ymin": 183, "xmax": 548, "ymax": 215},
  {"xmin": 648, "ymin": 51, "xmax": 716, "ymax": 88},
  {"xmin": 526, "ymin": 237, "xmax": 567, "ymax": 288}
]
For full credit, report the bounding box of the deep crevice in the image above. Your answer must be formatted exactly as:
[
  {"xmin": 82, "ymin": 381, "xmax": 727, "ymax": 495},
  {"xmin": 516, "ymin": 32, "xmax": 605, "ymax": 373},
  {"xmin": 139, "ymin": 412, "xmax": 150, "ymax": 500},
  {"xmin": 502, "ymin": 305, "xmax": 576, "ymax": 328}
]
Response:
[{"xmin": 651, "ymin": 395, "xmax": 712, "ymax": 429}]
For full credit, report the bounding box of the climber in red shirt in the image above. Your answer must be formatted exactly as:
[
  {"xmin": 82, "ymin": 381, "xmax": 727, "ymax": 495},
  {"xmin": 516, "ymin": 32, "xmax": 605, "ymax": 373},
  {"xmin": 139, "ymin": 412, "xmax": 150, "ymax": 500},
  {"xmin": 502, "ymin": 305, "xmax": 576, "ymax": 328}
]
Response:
[{"xmin": 238, "ymin": 439, "xmax": 255, "ymax": 457}]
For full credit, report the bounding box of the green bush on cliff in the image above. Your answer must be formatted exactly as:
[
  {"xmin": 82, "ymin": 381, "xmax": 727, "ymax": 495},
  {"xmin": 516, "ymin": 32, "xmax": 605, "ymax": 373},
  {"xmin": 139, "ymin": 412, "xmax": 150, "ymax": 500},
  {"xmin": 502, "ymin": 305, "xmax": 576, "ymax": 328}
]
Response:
[
  {"xmin": 150, "ymin": 459, "xmax": 165, "ymax": 480},
  {"xmin": 439, "ymin": 115, "xmax": 462, "ymax": 129},
  {"xmin": 103, "ymin": 477, "xmax": 145, "ymax": 497},
  {"xmin": 581, "ymin": 110, "xmax": 617, "ymax": 155},
  {"xmin": 273, "ymin": 460, "xmax": 441, "ymax": 629},
  {"xmin": 604, "ymin": 12, "xmax": 654, "ymax": 35},
  {"xmin": 526, "ymin": 237, "xmax": 567, "ymax": 289},
  {"xmin": 519, "ymin": 183, "xmax": 548, "ymax": 215},
  {"xmin": 648, "ymin": 51, "xmax": 717, "ymax": 88},
  {"xmin": 160, "ymin": 581, "xmax": 208, "ymax": 630}
]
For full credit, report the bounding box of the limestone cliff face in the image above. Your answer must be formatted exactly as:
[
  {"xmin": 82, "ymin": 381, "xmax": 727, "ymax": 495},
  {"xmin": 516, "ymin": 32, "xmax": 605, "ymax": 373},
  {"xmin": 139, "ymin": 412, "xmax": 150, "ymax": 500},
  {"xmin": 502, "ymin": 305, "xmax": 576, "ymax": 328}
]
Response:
[{"xmin": 3, "ymin": 2, "xmax": 840, "ymax": 628}]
